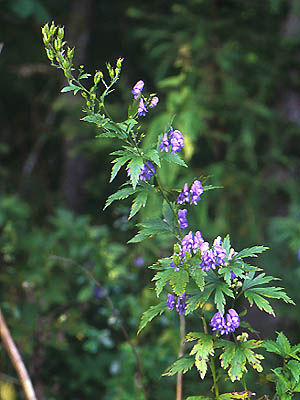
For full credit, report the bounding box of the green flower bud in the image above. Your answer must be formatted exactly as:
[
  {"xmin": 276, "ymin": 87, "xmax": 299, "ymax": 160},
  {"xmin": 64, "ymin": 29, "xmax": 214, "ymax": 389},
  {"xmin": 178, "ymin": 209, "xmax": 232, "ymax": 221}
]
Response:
[
  {"xmin": 173, "ymin": 254, "xmax": 180, "ymax": 265},
  {"xmin": 174, "ymin": 243, "xmax": 180, "ymax": 253},
  {"xmin": 58, "ymin": 27, "xmax": 64, "ymax": 40},
  {"xmin": 54, "ymin": 38, "xmax": 61, "ymax": 51},
  {"xmin": 185, "ymin": 251, "xmax": 191, "ymax": 261},
  {"xmin": 116, "ymin": 57, "xmax": 124, "ymax": 69},
  {"xmin": 67, "ymin": 47, "xmax": 74, "ymax": 60},
  {"xmin": 90, "ymin": 93, "xmax": 96, "ymax": 101},
  {"xmin": 46, "ymin": 48, "xmax": 54, "ymax": 60},
  {"xmin": 42, "ymin": 23, "xmax": 50, "ymax": 36},
  {"xmin": 49, "ymin": 21, "xmax": 57, "ymax": 35},
  {"xmin": 94, "ymin": 71, "xmax": 101, "ymax": 85},
  {"xmin": 62, "ymin": 59, "xmax": 70, "ymax": 69}
]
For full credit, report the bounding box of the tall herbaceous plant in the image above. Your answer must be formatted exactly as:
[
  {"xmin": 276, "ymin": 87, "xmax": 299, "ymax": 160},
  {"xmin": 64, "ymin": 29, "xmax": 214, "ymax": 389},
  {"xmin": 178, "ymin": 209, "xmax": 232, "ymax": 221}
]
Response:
[{"xmin": 42, "ymin": 22, "xmax": 300, "ymax": 400}]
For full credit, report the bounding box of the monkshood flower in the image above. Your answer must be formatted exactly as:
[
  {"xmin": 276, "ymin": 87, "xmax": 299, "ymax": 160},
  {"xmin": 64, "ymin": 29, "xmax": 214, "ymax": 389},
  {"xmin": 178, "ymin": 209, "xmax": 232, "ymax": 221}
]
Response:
[
  {"xmin": 149, "ymin": 96, "xmax": 159, "ymax": 108},
  {"xmin": 226, "ymin": 309, "xmax": 240, "ymax": 333},
  {"xmin": 179, "ymin": 230, "xmax": 207, "ymax": 259},
  {"xmin": 170, "ymin": 129, "xmax": 184, "ymax": 153},
  {"xmin": 213, "ymin": 236, "xmax": 226, "ymax": 265},
  {"xmin": 160, "ymin": 132, "xmax": 170, "ymax": 152},
  {"xmin": 177, "ymin": 183, "xmax": 190, "ymax": 204},
  {"xmin": 176, "ymin": 293, "xmax": 187, "ymax": 315},
  {"xmin": 178, "ymin": 209, "xmax": 188, "ymax": 229},
  {"xmin": 127, "ymin": 162, "xmax": 155, "ymax": 181},
  {"xmin": 170, "ymin": 260, "xmax": 179, "ymax": 272},
  {"xmin": 131, "ymin": 80, "xmax": 144, "ymax": 98},
  {"xmin": 167, "ymin": 294, "xmax": 175, "ymax": 310},
  {"xmin": 210, "ymin": 309, "xmax": 240, "ymax": 335},
  {"xmin": 190, "ymin": 180, "xmax": 203, "ymax": 205},
  {"xmin": 138, "ymin": 98, "xmax": 147, "ymax": 116},
  {"xmin": 200, "ymin": 248, "xmax": 217, "ymax": 271}
]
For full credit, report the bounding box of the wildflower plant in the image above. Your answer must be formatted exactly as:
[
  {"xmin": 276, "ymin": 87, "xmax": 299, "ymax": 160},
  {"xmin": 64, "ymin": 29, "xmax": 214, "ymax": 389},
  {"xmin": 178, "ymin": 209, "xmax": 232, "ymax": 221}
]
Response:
[{"xmin": 42, "ymin": 22, "xmax": 298, "ymax": 400}]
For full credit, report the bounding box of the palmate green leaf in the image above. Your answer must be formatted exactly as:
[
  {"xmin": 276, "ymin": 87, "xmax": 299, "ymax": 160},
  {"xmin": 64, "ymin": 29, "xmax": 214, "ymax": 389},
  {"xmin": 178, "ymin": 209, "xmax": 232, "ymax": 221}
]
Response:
[
  {"xmin": 262, "ymin": 339, "xmax": 284, "ymax": 356},
  {"xmin": 276, "ymin": 332, "xmax": 292, "ymax": 354},
  {"xmin": 219, "ymin": 392, "xmax": 256, "ymax": 400},
  {"xmin": 219, "ymin": 339, "xmax": 263, "ymax": 382},
  {"xmin": 82, "ymin": 114, "xmax": 127, "ymax": 139},
  {"xmin": 189, "ymin": 333, "xmax": 214, "ymax": 379},
  {"xmin": 128, "ymin": 191, "xmax": 148, "ymax": 219},
  {"xmin": 243, "ymin": 273, "xmax": 294, "ymax": 316},
  {"xmin": 287, "ymin": 360, "xmax": 300, "ymax": 383},
  {"xmin": 162, "ymin": 200, "xmax": 176, "ymax": 231},
  {"xmin": 162, "ymin": 356, "xmax": 194, "ymax": 377},
  {"xmin": 128, "ymin": 217, "xmax": 173, "ymax": 243},
  {"xmin": 127, "ymin": 156, "xmax": 144, "ymax": 189},
  {"xmin": 206, "ymin": 271, "xmax": 234, "ymax": 314},
  {"xmin": 144, "ymin": 149, "xmax": 161, "ymax": 167},
  {"xmin": 152, "ymin": 268, "xmax": 174, "ymax": 297},
  {"xmin": 137, "ymin": 301, "xmax": 166, "ymax": 334},
  {"xmin": 190, "ymin": 268, "xmax": 206, "ymax": 291},
  {"xmin": 110, "ymin": 155, "xmax": 131, "ymax": 183},
  {"xmin": 203, "ymin": 184, "xmax": 223, "ymax": 192},
  {"xmin": 159, "ymin": 151, "xmax": 187, "ymax": 167},
  {"xmin": 234, "ymin": 245, "xmax": 269, "ymax": 260},
  {"xmin": 103, "ymin": 186, "xmax": 137, "ymax": 210},
  {"xmin": 170, "ymin": 269, "xmax": 189, "ymax": 296},
  {"xmin": 185, "ymin": 287, "xmax": 214, "ymax": 315}
]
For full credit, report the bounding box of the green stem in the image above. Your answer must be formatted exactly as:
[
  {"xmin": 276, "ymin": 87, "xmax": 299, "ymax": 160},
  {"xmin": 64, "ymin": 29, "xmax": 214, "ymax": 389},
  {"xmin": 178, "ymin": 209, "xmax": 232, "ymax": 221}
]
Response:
[
  {"xmin": 209, "ymin": 356, "xmax": 219, "ymax": 399},
  {"xmin": 154, "ymin": 173, "xmax": 183, "ymax": 239}
]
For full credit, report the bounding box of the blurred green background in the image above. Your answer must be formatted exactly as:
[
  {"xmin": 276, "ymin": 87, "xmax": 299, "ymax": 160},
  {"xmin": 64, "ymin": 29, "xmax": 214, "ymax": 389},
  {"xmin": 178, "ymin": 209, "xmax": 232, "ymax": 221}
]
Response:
[{"xmin": 1, "ymin": 0, "xmax": 300, "ymax": 398}]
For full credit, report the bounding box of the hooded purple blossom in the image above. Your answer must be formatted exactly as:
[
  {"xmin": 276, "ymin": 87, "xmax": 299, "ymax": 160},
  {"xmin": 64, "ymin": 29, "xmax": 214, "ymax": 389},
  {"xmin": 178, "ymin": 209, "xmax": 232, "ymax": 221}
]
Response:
[
  {"xmin": 170, "ymin": 129, "xmax": 184, "ymax": 153},
  {"xmin": 190, "ymin": 180, "xmax": 203, "ymax": 205},
  {"xmin": 138, "ymin": 98, "xmax": 147, "ymax": 116},
  {"xmin": 178, "ymin": 209, "xmax": 188, "ymax": 229},
  {"xmin": 177, "ymin": 183, "xmax": 190, "ymax": 204},
  {"xmin": 167, "ymin": 294, "xmax": 175, "ymax": 310},
  {"xmin": 176, "ymin": 293, "xmax": 186, "ymax": 315},
  {"xmin": 210, "ymin": 309, "xmax": 240, "ymax": 335},
  {"xmin": 131, "ymin": 80, "xmax": 144, "ymax": 98},
  {"xmin": 149, "ymin": 96, "xmax": 159, "ymax": 108},
  {"xmin": 160, "ymin": 133, "xmax": 170, "ymax": 152}
]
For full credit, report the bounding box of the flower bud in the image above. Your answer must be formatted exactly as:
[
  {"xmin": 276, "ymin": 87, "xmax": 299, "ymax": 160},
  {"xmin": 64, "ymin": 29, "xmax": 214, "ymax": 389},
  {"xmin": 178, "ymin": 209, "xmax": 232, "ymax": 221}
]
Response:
[
  {"xmin": 67, "ymin": 47, "xmax": 74, "ymax": 60},
  {"xmin": 58, "ymin": 27, "xmax": 64, "ymax": 40},
  {"xmin": 46, "ymin": 48, "xmax": 54, "ymax": 60},
  {"xmin": 174, "ymin": 243, "xmax": 180, "ymax": 253},
  {"xmin": 173, "ymin": 254, "xmax": 180, "ymax": 265},
  {"xmin": 116, "ymin": 57, "xmax": 124, "ymax": 68},
  {"xmin": 54, "ymin": 38, "xmax": 61, "ymax": 51},
  {"xmin": 49, "ymin": 21, "xmax": 57, "ymax": 35},
  {"xmin": 94, "ymin": 71, "xmax": 102, "ymax": 85},
  {"xmin": 185, "ymin": 251, "xmax": 192, "ymax": 261},
  {"xmin": 62, "ymin": 59, "xmax": 70, "ymax": 69},
  {"xmin": 42, "ymin": 23, "xmax": 50, "ymax": 37},
  {"xmin": 90, "ymin": 93, "xmax": 96, "ymax": 101}
]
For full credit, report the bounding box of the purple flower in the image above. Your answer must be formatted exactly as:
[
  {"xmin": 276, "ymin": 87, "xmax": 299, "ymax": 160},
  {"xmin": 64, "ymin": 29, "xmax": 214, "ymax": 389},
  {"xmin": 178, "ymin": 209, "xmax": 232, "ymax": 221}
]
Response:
[
  {"xmin": 180, "ymin": 231, "xmax": 194, "ymax": 259},
  {"xmin": 170, "ymin": 129, "xmax": 184, "ymax": 153},
  {"xmin": 160, "ymin": 133, "xmax": 170, "ymax": 152},
  {"xmin": 213, "ymin": 236, "xmax": 226, "ymax": 265},
  {"xmin": 210, "ymin": 312, "xmax": 226, "ymax": 334},
  {"xmin": 176, "ymin": 293, "xmax": 186, "ymax": 315},
  {"xmin": 210, "ymin": 309, "xmax": 240, "ymax": 335},
  {"xmin": 134, "ymin": 257, "xmax": 145, "ymax": 267},
  {"xmin": 201, "ymin": 248, "xmax": 217, "ymax": 271},
  {"xmin": 190, "ymin": 180, "xmax": 203, "ymax": 205},
  {"xmin": 139, "ymin": 162, "xmax": 155, "ymax": 181},
  {"xmin": 131, "ymin": 80, "xmax": 144, "ymax": 98},
  {"xmin": 193, "ymin": 231, "xmax": 204, "ymax": 253},
  {"xmin": 167, "ymin": 294, "xmax": 175, "ymax": 310},
  {"xmin": 298, "ymin": 249, "xmax": 300, "ymax": 262},
  {"xmin": 230, "ymin": 270, "xmax": 237, "ymax": 280},
  {"xmin": 178, "ymin": 209, "xmax": 188, "ymax": 229},
  {"xmin": 149, "ymin": 96, "xmax": 159, "ymax": 108},
  {"xmin": 138, "ymin": 98, "xmax": 147, "ymax": 116},
  {"xmin": 226, "ymin": 309, "xmax": 240, "ymax": 332},
  {"xmin": 177, "ymin": 183, "xmax": 190, "ymax": 204}
]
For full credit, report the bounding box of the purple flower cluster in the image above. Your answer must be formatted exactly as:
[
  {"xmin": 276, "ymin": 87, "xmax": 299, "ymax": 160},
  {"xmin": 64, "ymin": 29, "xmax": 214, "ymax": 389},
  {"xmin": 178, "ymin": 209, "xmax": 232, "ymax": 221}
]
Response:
[
  {"xmin": 159, "ymin": 127, "xmax": 184, "ymax": 153},
  {"xmin": 127, "ymin": 162, "xmax": 155, "ymax": 182},
  {"xmin": 166, "ymin": 293, "xmax": 187, "ymax": 315},
  {"xmin": 210, "ymin": 309, "xmax": 240, "ymax": 335},
  {"xmin": 179, "ymin": 230, "xmax": 206, "ymax": 260},
  {"xmin": 177, "ymin": 180, "xmax": 203, "ymax": 205},
  {"xmin": 131, "ymin": 80, "xmax": 159, "ymax": 117}
]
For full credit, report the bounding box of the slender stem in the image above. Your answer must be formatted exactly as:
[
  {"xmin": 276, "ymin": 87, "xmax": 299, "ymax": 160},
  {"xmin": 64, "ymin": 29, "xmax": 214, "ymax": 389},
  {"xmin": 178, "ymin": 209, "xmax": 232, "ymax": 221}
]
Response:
[
  {"xmin": 176, "ymin": 314, "xmax": 185, "ymax": 400},
  {"xmin": 51, "ymin": 255, "xmax": 147, "ymax": 400},
  {"xmin": 210, "ymin": 357, "xmax": 219, "ymax": 399},
  {"xmin": 154, "ymin": 173, "xmax": 183, "ymax": 239},
  {"xmin": 0, "ymin": 309, "xmax": 37, "ymax": 400}
]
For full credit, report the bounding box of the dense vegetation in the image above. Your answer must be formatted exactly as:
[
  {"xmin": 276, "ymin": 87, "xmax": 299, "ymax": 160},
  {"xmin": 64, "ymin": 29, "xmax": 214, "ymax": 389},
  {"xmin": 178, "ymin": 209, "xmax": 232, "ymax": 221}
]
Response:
[{"xmin": 1, "ymin": 0, "xmax": 300, "ymax": 399}]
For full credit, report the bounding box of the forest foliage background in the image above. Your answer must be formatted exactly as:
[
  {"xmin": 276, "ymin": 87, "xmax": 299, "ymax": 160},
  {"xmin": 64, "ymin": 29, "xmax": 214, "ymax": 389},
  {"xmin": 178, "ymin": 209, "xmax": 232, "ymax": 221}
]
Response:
[{"xmin": 1, "ymin": 0, "xmax": 300, "ymax": 398}]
